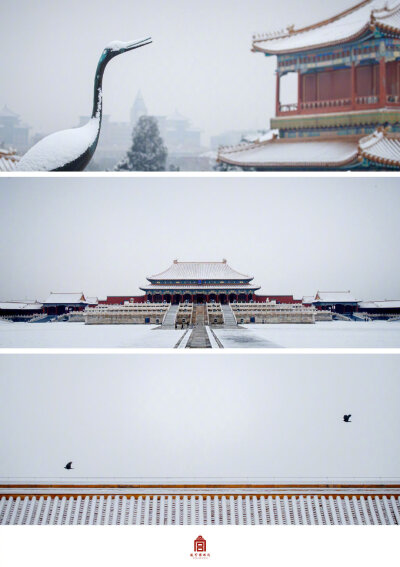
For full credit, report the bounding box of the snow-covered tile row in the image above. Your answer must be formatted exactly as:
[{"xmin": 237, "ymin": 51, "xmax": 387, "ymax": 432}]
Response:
[{"xmin": 1, "ymin": 494, "xmax": 399, "ymax": 525}]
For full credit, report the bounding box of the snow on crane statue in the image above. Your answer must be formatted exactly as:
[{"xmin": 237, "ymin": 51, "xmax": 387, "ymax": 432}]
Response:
[{"xmin": 17, "ymin": 37, "xmax": 152, "ymax": 171}]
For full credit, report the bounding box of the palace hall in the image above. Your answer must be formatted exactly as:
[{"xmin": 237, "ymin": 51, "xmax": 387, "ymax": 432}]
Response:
[
  {"xmin": 139, "ymin": 259, "xmax": 260, "ymax": 304},
  {"xmin": 218, "ymin": 0, "xmax": 400, "ymax": 170}
]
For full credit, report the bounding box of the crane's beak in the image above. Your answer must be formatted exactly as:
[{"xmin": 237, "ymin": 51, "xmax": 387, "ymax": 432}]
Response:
[{"xmin": 124, "ymin": 37, "xmax": 152, "ymax": 51}]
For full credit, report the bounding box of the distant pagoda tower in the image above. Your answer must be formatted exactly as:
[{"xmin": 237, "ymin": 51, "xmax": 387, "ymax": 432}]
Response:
[
  {"xmin": 218, "ymin": 0, "xmax": 400, "ymax": 170},
  {"xmin": 130, "ymin": 90, "xmax": 148, "ymax": 126}
]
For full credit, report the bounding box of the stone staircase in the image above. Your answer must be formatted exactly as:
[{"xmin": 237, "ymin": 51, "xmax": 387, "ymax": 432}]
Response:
[
  {"xmin": 221, "ymin": 303, "xmax": 237, "ymax": 327},
  {"xmin": 162, "ymin": 304, "xmax": 179, "ymax": 327},
  {"xmin": 332, "ymin": 312, "xmax": 352, "ymax": 322},
  {"xmin": 193, "ymin": 305, "xmax": 205, "ymax": 325}
]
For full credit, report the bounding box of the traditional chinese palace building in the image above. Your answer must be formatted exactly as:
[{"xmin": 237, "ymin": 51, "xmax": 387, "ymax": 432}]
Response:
[
  {"xmin": 140, "ymin": 260, "xmax": 261, "ymax": 304},
  {"xmin": 218, "ymin": 0, "xmax": 400, "ymax": 170}
]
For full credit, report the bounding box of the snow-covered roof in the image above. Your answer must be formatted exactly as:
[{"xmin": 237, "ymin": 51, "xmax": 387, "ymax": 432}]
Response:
[
  {"xmin": 148, "ymin": 260, "xmax": 253, "ymax": 281},
  {"xmin": 314, "ymin": 291, "xmax": 358, "ymax": 303},
  {"xmin": 218, "ymin": 138, "xmax": 358, "ymax": 169},
  {"xmin": 85, "ymin": 296, "xmax": 98, "ymax": 305},
  {"xmin": 252, "ymin": 0, "xmax": 400, "ymax": 55},
  {"xmin": 218, "ymin": 130, "xmax": 400, "ymax": 170},
  {"xmin": 359, "ymin": 130, "xmax": 400, "ymax": 168},
  {"xmin": 359, "ymin": 300, "xmax": 400, "ymax": 309},
  {"xmin": 302, "ymin": 296, "xmax": 315, "ymax": 304},
  {"xmin": 0, "ymin": 148, "xmax": 20, "ymax": 172},
  {"xmin": 1, "ymin": 485, "xmax": 399, "ymax": 524},
  {"xmin": 43, "ymin": 293, "xmax": 87, "ymax": 305},
  {"xmin": 0, "ymin": 301, "xmax": 42, "ymax": 311}
]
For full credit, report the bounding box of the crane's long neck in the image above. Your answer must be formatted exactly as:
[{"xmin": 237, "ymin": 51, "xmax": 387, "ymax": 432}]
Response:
[{"xmin": 91, "ymin": 51, "xmax": 113, "ymax": 120}]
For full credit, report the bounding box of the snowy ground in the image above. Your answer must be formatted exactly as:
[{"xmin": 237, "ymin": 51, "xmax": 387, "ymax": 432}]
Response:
[
  {"xmin": 214, "ymin": 321, "xmax": 400, "ymax": 348},
  {"xmin": 0, "ymin": 322, "xmax": 185, "ymax": 348},
  {"xmin": 1, "ymin": 320, "xmax": 400, "ymax": 348},
  {"xmin": 0, "ymin": 354, "xmax": 399, "ymax": 481}
]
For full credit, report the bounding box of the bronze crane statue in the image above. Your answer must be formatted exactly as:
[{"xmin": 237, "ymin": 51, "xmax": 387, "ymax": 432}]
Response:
[{"xmin": 18, "ymin": 37, "xmax": 151, "ymax": 171}]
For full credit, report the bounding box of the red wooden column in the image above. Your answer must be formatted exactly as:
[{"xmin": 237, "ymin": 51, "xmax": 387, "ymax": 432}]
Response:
[
  {"xmin": 275, "ymin": 73, "xmax": 280, "ymax": 115},
  {"xmin": 351, "ymin": 62, "xmax": 356, "ymax": 108},
  {"xmin": 379, "ymin": 58, "xmax": 387, "ymax": 105},
  {"xmin": 297, "ymin": 71, "xmax": 301, "ymax": 111}
]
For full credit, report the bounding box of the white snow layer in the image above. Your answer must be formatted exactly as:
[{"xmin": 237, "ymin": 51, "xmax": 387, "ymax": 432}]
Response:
[
  {"xmin": 106, "ymin": 38, "xmax": 150, "ymax": 51},
  {"xmin": 17, "ymin": 117, "xmax": 100, "ymax": 171},
  {"xmin": 213, "ymin": 321, "xmax": 400, "ymax": 348},
  {"xmin": 0, "ymin": 322, "xmax": 185, "ymax": 348},
  {"xmin": 1, "ymin": 320, "xmax": 399, "ymax": 348},
  {"xmin": 219, "ymin": 139, "xmax": 358, "ymax": 166},
  {"xmin": 254, "ymin": 0, "xmax": 399, "ymax": 53}
]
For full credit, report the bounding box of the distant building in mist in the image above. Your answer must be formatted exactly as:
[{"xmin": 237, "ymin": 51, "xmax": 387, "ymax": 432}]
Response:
[
  {"xmin": 130, "ymin": 90, "xmax": 148, "ymax": 125},
  {"xmin": 81, "ymin": 91, "xmax": 207, "ymax": 171},
  {"xmin": 0, "ymin": 106, "xmax": 30, "ymax": 153}
]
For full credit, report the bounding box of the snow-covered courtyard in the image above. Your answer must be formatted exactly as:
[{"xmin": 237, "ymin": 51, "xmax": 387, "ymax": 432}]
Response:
[
  {"xmin": 0, "ymin": 321, "xmax": 185, "ymax": 348},
  {"xmin": 1, "ymin": 320, "xmax": 399, "ymax": 348},
  {"xmin": 214, "ymin": 321, "xmax": 400, "ymax": 348},
  {"xmin": 0, "ymin": 354, "xmax": 399, "ymax": 481}
]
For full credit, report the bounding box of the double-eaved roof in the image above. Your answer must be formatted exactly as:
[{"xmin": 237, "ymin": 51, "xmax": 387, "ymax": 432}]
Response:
[
  {"xmin": 252, "ymin": 0, "xmax": 400, "ymax": 55},
  {"xmin": 147, "ymin": 260, "xmax": 253, "ymax": 282}
]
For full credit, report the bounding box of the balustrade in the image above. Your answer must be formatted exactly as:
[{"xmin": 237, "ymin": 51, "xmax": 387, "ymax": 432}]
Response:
[{"xmin": 278, "ymin": 94, "xmax": 389, "ymax": 114}]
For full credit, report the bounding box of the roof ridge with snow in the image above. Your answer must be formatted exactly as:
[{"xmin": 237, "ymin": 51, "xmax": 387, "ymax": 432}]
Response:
[{"xmin": 252, "ymin": 0, "xmax": 400, "ymax": 55}]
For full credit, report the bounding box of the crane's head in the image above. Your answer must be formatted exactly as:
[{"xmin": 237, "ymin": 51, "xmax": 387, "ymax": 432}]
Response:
[{"xmin": 103, "ymin": 37, "xmax": 152, "ymax": 59}]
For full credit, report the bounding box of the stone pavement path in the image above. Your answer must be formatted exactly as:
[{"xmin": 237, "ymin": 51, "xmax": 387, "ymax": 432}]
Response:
[{"xmin": 185, "ymin": 324, "xmax": 212, "ymax": 348}]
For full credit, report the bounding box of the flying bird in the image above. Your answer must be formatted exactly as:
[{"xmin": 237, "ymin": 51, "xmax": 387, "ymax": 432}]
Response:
[
  {"xmin": 64, "ymin": 461, "xmax": 73, "ymax": 470},
  {"xmin": 17, "ymin": 37, "xmax": 152, "ymax": 171},
  {"xmin": 343, "ymin": 414, "xmax": 352, "ymax": 422}
]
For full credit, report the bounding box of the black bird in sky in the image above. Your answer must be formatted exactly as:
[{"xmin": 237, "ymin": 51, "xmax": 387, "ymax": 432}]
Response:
[
  {"xmin": 64, "ymin": 461, "xmax": 73, "ymax": 470},
  {"xmin": 343, "ymin": 414, "xmax": 352, "ymax": 423}
]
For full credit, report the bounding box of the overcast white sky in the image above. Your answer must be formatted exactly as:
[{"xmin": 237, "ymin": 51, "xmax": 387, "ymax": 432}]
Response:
[
  {"xmin": 0, "ymin": 176, "xmax": 399, "ymax": 302},
  {"xmin": 0, "ymin": 0, "xmax": 357, "ymax": 143},
  {"xmin": 1, "ymin": 354, "xmax": 399, "ymax": 480}
]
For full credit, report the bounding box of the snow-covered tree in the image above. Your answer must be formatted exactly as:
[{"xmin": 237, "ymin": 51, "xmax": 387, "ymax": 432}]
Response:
[{"xmin": 115, "ymin": 116, "xmax": 167, "ymax": 171}]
